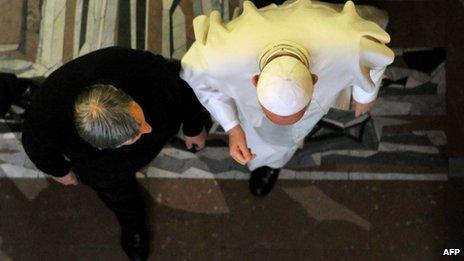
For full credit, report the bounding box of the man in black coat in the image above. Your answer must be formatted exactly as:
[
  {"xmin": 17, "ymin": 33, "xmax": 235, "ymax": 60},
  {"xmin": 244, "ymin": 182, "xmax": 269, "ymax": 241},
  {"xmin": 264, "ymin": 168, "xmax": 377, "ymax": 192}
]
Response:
[{"xmin": 22, "ymin": 47, "xmax": 207, "ymax": 260}]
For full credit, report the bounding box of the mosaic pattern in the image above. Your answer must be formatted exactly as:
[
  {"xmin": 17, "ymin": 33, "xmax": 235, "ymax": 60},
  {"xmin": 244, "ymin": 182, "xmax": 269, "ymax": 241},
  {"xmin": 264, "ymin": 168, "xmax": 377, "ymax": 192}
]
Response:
[
  {"xmin": 0, "ymin": 48, "xmax": 449, "ymax": 182},
  {"xmin": 0, "ymin": 2, "xmax": 448, "ymax": 181}
]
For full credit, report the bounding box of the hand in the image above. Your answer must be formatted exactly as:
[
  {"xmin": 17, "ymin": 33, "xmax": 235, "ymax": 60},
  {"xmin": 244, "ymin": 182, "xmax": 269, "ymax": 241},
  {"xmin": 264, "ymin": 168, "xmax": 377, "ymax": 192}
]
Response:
[
  {"xmin": 52, "ymin": 170, "xmax": 79, "ymax": 186},
  {"xmin": 351, "ymin": 99, "xmax": 376, "ymax": 117},
  {"xmin": 228, "ymin": 125, "xmax": 255, "ymax": 165},
  {"xmin": 185, "ymin": 128, "xmax": 207, "ymax": 151}
]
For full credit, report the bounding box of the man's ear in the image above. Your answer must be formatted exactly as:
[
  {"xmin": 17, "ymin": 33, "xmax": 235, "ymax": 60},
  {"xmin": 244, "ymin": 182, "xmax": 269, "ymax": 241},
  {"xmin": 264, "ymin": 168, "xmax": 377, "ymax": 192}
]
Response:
[
  {"xmin": 251, "ymin": 74, "xmax": 259, "ymax": 87},
  {"xmin": 311, "ymin": 74, "xmax": 318, "ymax": 85}
]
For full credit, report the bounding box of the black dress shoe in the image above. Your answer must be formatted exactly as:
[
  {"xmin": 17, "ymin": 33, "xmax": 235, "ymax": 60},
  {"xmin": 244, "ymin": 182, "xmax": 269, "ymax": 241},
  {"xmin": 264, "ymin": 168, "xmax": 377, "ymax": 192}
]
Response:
[
  {"xmin": 249, "ymin": 166, "xmax": 280, "ymax": 197},
  {"xmin": 121, "ymin": 230, "xmax": 149, "ymax": 261}
]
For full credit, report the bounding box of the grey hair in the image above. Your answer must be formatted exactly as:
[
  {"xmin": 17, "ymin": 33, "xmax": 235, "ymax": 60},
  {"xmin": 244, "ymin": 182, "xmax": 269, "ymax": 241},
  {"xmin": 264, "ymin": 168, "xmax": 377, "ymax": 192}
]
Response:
[{"xmin": 74, "ymin": 84, "xmax": 139, "ymax": 149}]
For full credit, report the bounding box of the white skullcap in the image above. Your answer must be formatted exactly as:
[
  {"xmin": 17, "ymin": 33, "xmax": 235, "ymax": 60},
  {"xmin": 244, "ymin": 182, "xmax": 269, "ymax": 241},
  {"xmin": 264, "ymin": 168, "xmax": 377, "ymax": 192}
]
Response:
[{"xmin": 257, "ymin": 56, "xmax": 314, "ymax": 116}]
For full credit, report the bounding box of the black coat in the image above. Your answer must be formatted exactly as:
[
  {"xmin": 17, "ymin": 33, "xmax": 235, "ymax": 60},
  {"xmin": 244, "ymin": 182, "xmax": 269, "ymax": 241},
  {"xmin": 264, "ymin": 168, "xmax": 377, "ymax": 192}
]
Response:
[{"xmin": 22, "ymin": 47, "xmax": 204, "ymax": 185}]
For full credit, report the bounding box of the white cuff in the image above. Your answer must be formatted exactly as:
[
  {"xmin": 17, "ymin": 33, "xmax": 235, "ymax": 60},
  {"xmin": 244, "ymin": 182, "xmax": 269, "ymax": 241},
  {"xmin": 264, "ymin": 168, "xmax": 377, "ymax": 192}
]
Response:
[
  {"xmin": 222, "ymin": 120, "xmax": 240, "ymax": 133},
  {"xmin": 352, "ymin": 85, "xmax": 379, "ymax": 104},
  {"xmin": 352, "ymin": 67, "xmax": 385, "ymax": 103}
]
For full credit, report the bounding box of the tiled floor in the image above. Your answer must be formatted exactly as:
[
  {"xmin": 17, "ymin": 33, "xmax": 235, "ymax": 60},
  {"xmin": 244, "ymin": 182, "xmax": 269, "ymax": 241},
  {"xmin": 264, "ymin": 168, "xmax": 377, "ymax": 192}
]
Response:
[{"xmin": 0, "ymin": 52, "xmax": 450, "ymax": 181}]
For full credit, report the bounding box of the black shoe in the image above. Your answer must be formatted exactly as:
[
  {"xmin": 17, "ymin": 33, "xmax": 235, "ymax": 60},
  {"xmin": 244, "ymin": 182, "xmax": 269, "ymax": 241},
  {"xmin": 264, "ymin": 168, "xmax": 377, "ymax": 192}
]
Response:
[
  {"xmin": 249, "ymin": 166, "xmax": 280, "ymax": 197},
  {"xmin": 121, "ymin": 230, "xmax": 149, "ymax": 261}
]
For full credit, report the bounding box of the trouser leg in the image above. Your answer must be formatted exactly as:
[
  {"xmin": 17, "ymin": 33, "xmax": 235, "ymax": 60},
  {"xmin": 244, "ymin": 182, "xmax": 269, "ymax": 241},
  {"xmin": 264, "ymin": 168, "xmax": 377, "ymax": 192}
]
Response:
[{"xmin": 90, "ymin": 176, "xmax": 146, "ymax": 234}]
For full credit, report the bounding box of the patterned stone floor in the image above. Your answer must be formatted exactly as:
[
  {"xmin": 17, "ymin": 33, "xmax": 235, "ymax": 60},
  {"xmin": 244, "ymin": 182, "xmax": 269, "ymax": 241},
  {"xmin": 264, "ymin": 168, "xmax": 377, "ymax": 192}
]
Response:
[
  {"xmin": 1, "ymin": 48, "xmax": 448, "ymax": 181},
  {"xmin": 0, "ymin": 1, "xmax": 452, "ymax": 181}
]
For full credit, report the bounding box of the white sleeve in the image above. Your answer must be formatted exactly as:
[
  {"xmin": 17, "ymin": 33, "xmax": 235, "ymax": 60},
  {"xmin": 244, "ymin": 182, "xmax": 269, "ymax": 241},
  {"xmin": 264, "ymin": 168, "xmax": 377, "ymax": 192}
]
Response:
[
  {"xmin": 180, "ymin": 45, "xmax": 239, "ymax": 132},
  {"xmin": 352, "ymin": 66, "xmax": 386, "ymax": 103},
  {"xmin": 352, "ymin": 35, "xmax": 394, "ymax": 103},
  {"xmin": 180, "ymin": 12, "xmax": 241, "ymax": 132},
  {"xmin": 188, "ymin": 81, "xmax": 240, "ymax": 132}
]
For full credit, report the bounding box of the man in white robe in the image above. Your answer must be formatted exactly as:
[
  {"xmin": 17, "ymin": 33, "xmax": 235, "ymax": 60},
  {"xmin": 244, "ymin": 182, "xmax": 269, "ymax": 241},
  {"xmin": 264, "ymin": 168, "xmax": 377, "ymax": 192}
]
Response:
[{"xmin": 180, "ymin": 0, "xmax": 394, "ymax": 196}]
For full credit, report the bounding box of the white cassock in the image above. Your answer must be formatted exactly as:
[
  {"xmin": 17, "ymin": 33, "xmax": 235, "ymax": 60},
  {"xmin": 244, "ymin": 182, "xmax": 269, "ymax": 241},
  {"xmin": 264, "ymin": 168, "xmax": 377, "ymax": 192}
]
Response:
[{"xmin": 180, "ymin": 0, "xmax": 395, "ymax": 170}]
